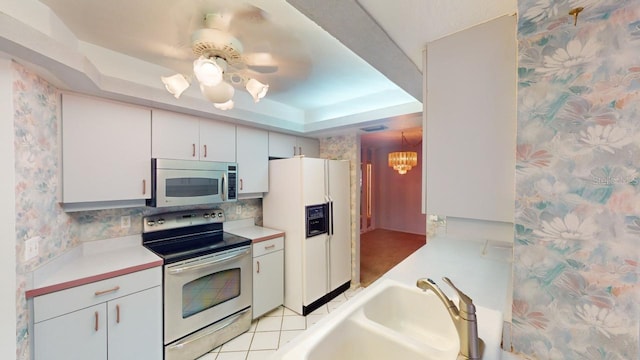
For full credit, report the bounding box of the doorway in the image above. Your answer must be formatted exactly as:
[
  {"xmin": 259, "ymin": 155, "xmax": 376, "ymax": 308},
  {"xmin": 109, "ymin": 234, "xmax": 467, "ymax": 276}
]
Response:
[{"xmin": 359, "ymin": 127, "xmax": 426, "ymax": 286}]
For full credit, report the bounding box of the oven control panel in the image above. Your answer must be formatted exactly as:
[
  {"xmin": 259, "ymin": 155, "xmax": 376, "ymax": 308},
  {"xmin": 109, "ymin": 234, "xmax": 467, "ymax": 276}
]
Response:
[{"xmin": 143, "ymin": 209, "xmax": 225, "ymax": 232}]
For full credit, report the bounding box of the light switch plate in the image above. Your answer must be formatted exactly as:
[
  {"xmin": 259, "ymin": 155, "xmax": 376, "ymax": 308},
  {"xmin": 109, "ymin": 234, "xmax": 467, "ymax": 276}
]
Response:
[{"xmin": 24, "ymin": 236, "xmax": 40, "ymax": 261}]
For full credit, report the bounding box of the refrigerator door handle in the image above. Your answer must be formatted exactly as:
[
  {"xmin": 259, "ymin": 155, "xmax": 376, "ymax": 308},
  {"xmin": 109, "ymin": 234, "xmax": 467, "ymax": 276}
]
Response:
[{"xmin": 329, "ymin": 200, "xmax": 334, "ymax": 235}]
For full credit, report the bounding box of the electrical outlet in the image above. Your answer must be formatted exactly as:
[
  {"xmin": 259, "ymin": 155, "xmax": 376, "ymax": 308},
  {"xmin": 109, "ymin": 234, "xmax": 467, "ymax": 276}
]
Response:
[
  {"xmin": 24, "ymin": 236, "xmax": 40, "ymax": 261},
  {"xmin": 236, "ymin": 205, "xmax": 242, "ymax": 215},
  {"xmin": 120, "ymin": 215, "xmax": 131, "ymax": 229}
]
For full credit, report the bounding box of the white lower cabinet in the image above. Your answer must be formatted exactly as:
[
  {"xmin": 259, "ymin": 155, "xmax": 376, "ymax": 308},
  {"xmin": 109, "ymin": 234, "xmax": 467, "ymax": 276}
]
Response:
[
  {"xmin": 32, "ymin": 268, "xmax": 162, "ymax": 360},
  {"xmin": 252, "ymin": 237, "xmax": 284, "ymax": 319},
  {"xmin": 34, "ymin": 303, "xmax": 107, "ymax": 360},
  {"xmin": 107, "ymin": 287, "xmax": 162, "ymax": 360}
]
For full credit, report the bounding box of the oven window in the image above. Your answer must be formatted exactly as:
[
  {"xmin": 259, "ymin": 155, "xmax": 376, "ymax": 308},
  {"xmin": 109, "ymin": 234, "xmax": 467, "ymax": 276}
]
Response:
[
  {"xmin": 182, "ymin": 268, "xmax": 241, "ymax": 318},
  {"xmin": 166, "ymin": 177, "xmax": 219, "ymax": 197}
]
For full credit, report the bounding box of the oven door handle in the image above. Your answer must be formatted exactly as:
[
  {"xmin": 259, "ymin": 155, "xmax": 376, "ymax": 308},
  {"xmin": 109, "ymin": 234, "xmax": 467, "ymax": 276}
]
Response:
[
  {"xmin": 166, "ymin": 307, "xmax": 251, "ymax": 352},
  {"xmin": 168, "ymin": 248, "xmax": 250, "ymax": 275}
]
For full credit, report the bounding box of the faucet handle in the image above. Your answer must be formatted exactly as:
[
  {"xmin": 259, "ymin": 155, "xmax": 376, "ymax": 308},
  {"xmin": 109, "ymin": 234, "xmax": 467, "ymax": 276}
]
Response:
[{"xmin": 442, "ymin": 277, "xmax": 476, "ymax": 317}]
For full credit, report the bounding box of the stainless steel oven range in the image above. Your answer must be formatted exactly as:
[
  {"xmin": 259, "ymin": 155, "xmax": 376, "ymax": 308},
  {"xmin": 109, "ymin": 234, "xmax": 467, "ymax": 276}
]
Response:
[{"xmin": 142, "ymin": 209, "xmax": 252, "ymax": 360}]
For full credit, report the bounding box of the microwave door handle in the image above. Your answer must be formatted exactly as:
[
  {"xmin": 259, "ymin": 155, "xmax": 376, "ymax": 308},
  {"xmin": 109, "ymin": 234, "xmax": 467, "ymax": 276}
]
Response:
[
  {"xmin": 221, "ymin": 173, "xmax": 226, "ymax": 201},
  {"xmin": 168, "ymin": 248, "xmax": 250, "ymax": 275}
]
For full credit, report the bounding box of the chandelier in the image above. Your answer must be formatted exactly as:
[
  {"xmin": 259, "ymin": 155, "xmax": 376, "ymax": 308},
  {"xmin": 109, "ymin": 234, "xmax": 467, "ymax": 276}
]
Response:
[{"xmin": 388, "ymin": 132, "xmax": 418, "ymax": 175}]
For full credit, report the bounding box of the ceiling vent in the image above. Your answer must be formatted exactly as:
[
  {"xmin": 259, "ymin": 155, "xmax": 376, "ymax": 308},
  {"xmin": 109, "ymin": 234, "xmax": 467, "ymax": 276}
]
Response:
[{"xmin": 359, "ymin": 125, "xmax": 388, "ymax": 132}]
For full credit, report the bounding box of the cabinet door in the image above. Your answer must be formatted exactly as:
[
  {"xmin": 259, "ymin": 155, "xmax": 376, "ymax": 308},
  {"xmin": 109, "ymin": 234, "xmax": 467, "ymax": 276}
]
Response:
[
  {"xmin": 237, "ymin": 127, "xmax": 268, "ymax": 194},
  {"xmin": 61, "ymin": 94, "xmax": 151, "ymax": 204},
  {"xmin": 34, "ymin": 304, "xmax": 107, "ymax": 360},
  {"xmin": 108, "ymin": 287, "xmax": 162, "ymax": 360},
  {"xmin": 151, "ymin": 109, "xmax": 200, "ymax": 160},
  {"xmin": 199, "ymin": 119, "xmax": 236, "ymax": 162},
  {"xmin": 253, "ymin": 250, "xmax": 284, "ymax": 319},
  {"xmin": 297, "ymin": 137, "xmax": 320, "ymax": 158},
  {"xmin": 268, "ymin": 132, "xmax": 297, "ymax": 158},
  {"xmin": 425, "ymin": 15, "xmax": 516, "ymax": 222}
]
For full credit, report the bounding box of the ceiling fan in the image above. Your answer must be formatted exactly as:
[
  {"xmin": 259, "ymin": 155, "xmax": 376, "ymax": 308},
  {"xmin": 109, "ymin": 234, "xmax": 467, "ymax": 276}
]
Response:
[{"xmin": 161, "ymin": 11, "xmax": 274, "ymax": 110}]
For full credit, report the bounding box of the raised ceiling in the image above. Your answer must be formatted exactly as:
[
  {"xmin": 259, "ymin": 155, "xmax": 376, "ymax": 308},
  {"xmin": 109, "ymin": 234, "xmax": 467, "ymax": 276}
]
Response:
[{"xmin": 0, "ymin": 0, "xmax": 516, "ymax": 138}]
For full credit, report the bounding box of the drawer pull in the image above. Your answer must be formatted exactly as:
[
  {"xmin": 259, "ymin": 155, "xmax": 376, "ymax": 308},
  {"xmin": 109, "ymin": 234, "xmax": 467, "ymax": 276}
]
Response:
[
  {"xmin": 264, "ymin": 244, "xmax": 276, "ymax": 250},
  {"xmin": 94, "ymin": 286, "xmax": 120, "ymax": 297},
  {"xmin": 94, "ymin": 311, "xmax": 99, "ymax": 331},
  {"xmin": 116, "ymin": 304, "xmax": 121, "ymax": 324}
]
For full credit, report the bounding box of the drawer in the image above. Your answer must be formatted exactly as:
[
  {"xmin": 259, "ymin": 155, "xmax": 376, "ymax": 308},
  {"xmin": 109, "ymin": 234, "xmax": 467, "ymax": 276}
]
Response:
[
  {"xmin": 33, "ymin": 267, "xmax": 161, "ymax": 323},
  {"xmin": 252, "ymin": 236, "xmax": 284, "ymax": 257}
]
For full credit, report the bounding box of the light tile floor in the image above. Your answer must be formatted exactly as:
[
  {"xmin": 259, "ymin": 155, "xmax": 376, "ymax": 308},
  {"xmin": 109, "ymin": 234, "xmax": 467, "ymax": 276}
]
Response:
[{"xmin": 197, "ymin": 287, "xmax": 364, "ymax": 360}]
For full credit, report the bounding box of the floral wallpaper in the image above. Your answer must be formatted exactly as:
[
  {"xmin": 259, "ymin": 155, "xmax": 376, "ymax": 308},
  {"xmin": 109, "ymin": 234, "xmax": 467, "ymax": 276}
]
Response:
[
  {"xmin": 11, "ymin": 62, "xmax": 262, "ymax": 359},
  {"xmin": 513, "ymin": 0, "xmax": 639, "ymax": 358},
  {"xmin": 320, "ymin": 134, "xmax": 360, "ymax": 285},
  {"xmin": 13, "ymin": 62, "xmax": 71, "ymax": 360}
]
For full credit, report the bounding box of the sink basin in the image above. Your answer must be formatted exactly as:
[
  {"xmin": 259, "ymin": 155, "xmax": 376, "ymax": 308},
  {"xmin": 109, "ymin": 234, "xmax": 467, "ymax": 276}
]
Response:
[
  {"xmin": 361, "ymin": 281, "xmax": 458, "ymax": 352},
  {"xmin": 304, "ymin": 318, "xmax": 429, "ymax": 360},
  {"xmin": 278, "ymin": 280, "xmax": 461, "ymax": 360}
]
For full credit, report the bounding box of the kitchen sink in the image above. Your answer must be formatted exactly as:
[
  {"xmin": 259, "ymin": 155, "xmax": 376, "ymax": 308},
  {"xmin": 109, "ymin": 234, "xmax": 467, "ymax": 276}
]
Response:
[
  {"xmin": 360, "ymin": 281, "xmax": 458, "ymax": 352},
  {"xmin": 304, "ymin": 318, "xmax": 430, "ymax": 360},
  {"xmin": 279, "ymin": 280, "xmax": 462, "ymax": 360}
]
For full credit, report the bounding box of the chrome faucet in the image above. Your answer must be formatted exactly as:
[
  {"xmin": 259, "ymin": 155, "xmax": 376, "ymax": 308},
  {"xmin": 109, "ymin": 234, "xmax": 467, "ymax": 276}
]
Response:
[{"xmin": 416, "ymin": 277, "xmax": 484, "ymax": 360}]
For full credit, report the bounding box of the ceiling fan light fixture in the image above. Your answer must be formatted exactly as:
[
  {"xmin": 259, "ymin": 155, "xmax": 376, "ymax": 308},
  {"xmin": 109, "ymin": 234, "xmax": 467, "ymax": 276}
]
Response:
[
  {"xmin": 193, "ymin": 56, "xmax": 223, "ymax": 86},
  {"xmin": 200, "ymin": 81, "xmax": 235, "ymax": 104},
  {"xmin": 214, "ymin": 99, "xmax": 235, "ymax": 111},
  {"xmin": 245, "ymin": 78, "xmax": 269, "ymax": 103},
  {"xmin": 161, "ymin": 74, "xmax": 190, "ymax": 99}
]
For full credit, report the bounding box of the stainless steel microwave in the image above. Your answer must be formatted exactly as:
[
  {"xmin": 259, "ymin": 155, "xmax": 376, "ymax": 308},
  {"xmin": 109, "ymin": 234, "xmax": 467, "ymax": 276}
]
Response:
[{"xmin": 147, "ymin": 158, "xmax": 237, "ymax": 207}]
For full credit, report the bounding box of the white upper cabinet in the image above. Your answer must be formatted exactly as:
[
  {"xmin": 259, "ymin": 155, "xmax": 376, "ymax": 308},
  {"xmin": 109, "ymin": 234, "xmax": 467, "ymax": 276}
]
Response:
[
  {"xmin": 152, "ymin": 109, "xmax": 235, "ymax": 162},
  {"xmin": 296, "ymin": 136, "xmax": 320, "ymax": 158},
  {"xmin": 60, "ymin": 93, "xmax": 151, "ymax": 211},
  {"xmin": 199, "ymin": 118, "xmax": 236, "ymax": 162},
  {"xmin": 236, "ymin": 126, "xmax": 268, "ymax": 195},
  {"xmin": 425, "ymin": 15, "xmax": 517, "ymax": 223},
  {"xmin": 268, "ymin": 132, "xmax": 319, "ymax": 158}
]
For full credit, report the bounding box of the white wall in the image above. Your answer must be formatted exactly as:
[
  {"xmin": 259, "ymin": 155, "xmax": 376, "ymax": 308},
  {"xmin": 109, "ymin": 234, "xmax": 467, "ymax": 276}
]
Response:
[{"xmin": 0, "ymin": 58, "xmax": 17, "ymax": 359}]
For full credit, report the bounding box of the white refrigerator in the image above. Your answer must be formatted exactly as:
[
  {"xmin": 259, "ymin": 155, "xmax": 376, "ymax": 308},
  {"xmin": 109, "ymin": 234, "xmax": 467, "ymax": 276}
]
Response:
[{"xmin": 263, "ymin": 157, "xmax": 351, "ymax": 315}]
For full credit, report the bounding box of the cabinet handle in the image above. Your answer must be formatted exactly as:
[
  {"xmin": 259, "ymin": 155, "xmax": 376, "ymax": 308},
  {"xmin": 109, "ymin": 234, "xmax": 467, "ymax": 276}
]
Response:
[
  {"xmin": 94, "ymin": 311, "xmax": 99, "ymax": 332},
  {"xmin": 256, "ymin": 260, "xmax": 260, "ymax": 274},
  {"xmin": 264, "ymin": 244, "xmax": 276, "ymax": 250},
  {"xmin": 240, "ymin": 179, "xmax": 243, "ymax": 190},
  {"xmin": 293, "ymin": 145, "xmax": 297, "ymax": 156},
  {"xmin": 192, "ymin": 143, "xmax": 196, "ymax": 157},
  {"xmin": 203, "ymin": 144, "xmax": 208, "ymax": 158},
  {"xmin": 298, "ymin": 146, "xmax": 302, "ymax": 155},
  {"xmin": 116, "ymin": 304, "xmax": 121, "ymax": 324},
  {"xmin": 94, "ymin": 286, "xmax": 120, "ymax": 296},
  {"xmin": 142, "ymin": 179, "xmax": 146, "ymax": 195}
]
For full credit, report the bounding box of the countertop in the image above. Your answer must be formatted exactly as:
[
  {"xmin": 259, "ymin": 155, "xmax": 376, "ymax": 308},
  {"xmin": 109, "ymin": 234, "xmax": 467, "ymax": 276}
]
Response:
[
  {"xmin": 25, "ymin": 235, "xmax": 162, "ymax": 299},
  {"xmin": 224, "ymin": 219, "xmax": 284, "ymax": 243},
  {"xmin": 274, "ymin": 235, "xmax": 513, "ymax": 359}
]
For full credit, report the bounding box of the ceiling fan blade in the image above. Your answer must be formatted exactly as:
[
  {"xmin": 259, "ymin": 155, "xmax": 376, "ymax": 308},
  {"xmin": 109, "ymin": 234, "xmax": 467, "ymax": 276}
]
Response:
[{"xmin": 240, "ymin": 52, "xmax": 279, "ymax": 73}]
